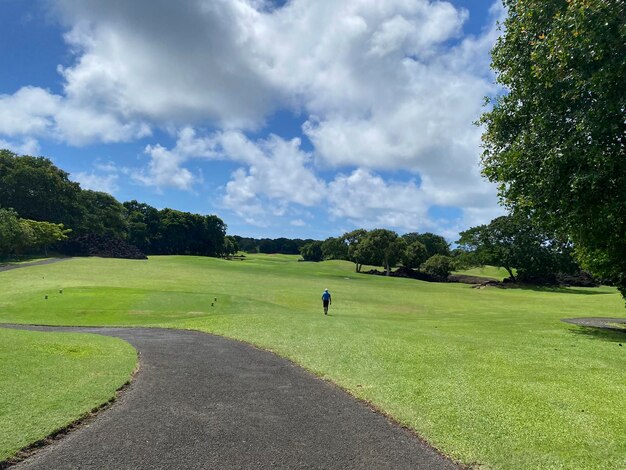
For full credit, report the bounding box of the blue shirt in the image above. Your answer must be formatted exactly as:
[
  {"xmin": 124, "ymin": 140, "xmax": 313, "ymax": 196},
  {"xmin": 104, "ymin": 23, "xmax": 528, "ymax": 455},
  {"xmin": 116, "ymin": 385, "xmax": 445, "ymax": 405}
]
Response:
[{"xmin": 322, "ymin": 291, "xmax": 331, "ymax": 301}]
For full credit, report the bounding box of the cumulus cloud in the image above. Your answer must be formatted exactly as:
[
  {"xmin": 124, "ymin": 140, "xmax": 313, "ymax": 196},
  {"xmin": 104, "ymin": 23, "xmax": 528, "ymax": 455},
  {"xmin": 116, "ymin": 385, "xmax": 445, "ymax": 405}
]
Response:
[
  {"xmin": 0, "ymin": 0, "xmax": 506, "ymax": 236},
  {"xmin": 0, "ymin": 136, "xmax": 41, "ymax": 155},
  {"xmin": 72, "ymin": 170, "xmax": 119, "ymax": 194},
  {"xmin": 135, "ymin": 143, "xmax": 198, "ymax": 191},
  {"xmin": 327, "ymin": 168, "xmax": 428, "ymax": 229},
  {"xmin": 0, "ymin": 85, "xmax": 150, "ymax": 145},
  {"xmin": 135, "ymin": 128, "xmax": 324, "ymax": 222}
]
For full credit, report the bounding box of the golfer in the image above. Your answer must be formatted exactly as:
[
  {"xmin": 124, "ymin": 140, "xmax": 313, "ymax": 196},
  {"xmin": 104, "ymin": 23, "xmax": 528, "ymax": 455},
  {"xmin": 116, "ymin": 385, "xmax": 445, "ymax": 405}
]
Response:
[{"xmin": 322, "ymin": 288, "xmax": 332, "ymax": 315}]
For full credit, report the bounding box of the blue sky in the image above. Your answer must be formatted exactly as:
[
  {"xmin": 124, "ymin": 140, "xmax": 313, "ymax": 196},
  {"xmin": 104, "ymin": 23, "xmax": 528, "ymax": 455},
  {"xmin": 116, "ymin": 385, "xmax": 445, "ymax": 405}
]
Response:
[{"xmin": 0, "ymin": 0, "xmax": 505, "ymax": 240}]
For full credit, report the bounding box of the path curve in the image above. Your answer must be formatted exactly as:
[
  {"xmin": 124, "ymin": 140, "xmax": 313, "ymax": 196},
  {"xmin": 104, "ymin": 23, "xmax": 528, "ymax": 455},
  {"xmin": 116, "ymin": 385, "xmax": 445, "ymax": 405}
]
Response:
[{"xmin": 4, "ymin": 325, "xmax": 459, "ymax": 469}]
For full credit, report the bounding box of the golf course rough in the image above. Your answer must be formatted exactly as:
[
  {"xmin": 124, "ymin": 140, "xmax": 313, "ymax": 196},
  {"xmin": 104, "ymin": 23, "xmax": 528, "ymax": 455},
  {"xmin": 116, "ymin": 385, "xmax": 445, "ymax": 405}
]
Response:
[
  {"xmin": 0, "ymin": 328, "xmax": 137, "ymax": 462},
  {"xmin": 1, "ymin": 255, "xmax": 625, "ymax": 469}
]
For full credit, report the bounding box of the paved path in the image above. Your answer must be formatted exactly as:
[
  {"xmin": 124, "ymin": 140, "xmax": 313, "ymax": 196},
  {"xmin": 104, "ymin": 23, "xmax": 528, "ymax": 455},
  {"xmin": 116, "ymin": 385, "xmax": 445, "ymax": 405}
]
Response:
[
  {"xmin": 5, "ymin": 326, "xmax": 458, "ymax": 469},
  {"xmin": 0, "ymin": 258, "xmax": 70, "ymax": 273}
]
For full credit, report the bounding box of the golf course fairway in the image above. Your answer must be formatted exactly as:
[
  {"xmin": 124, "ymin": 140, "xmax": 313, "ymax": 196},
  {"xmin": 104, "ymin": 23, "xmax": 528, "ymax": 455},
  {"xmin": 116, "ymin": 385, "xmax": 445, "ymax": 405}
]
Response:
[{"xmin": 1, "ymin": 255, "xmax": 625, "ymax": 469}]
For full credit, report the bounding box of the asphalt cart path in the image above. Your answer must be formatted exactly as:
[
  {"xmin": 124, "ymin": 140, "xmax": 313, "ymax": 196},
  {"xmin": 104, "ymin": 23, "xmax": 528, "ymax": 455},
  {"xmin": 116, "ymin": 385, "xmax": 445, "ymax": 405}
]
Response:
[{"xmin": 5, "ymin": 325, "xmax": 459, "ymax": 469}]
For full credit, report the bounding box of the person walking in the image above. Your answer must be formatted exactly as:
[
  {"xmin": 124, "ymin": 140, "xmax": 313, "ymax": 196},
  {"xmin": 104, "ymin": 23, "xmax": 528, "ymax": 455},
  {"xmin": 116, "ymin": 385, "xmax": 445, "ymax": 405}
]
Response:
[{"xmin": 322, "ymin": 288, "xmax": 332, "ymax": 315}]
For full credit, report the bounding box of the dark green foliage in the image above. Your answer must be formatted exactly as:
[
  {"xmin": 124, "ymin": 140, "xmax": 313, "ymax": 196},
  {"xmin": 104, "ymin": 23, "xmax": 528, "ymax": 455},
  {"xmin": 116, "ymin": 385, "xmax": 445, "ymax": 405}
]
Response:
[
  {"xmin": 341, "ymin": 229, "xmax": 368, "ymax": 272},
  {"xmin": 402, "ymin": 240, "xmax": 429, "ymax": 269},
  {"xmin": 233, "ymin": 236, "xmax": 259, "ymax": 253},
  {"xmin": 151, "ymin": 209, "xmax": 226, "ymax": 257},
  {"xmin": 300, "ymin": 241, "xmax": 324, "ymax": 261},
  {"xmin": 0, "ymin": 151, "xmax": 227, "ymax": 259},
  {"xmin": 457, "ymin": 213, "xmax": 579, "ymax": 282},
  {"xmin": 0, "ymin": 150, "xmax": 82, "ymax": 227},
  {"xmin": 402, "ymin": 232, "xmax": 450, "ymax": 258},
  {"xmin": 480, "ymin": 0, "xmax": 626, "ymax": 297},
  {"xmin": 420, "ymin": 255, "xmax": 454, "ymax": 280},
  {"xmin": 321, "ymin": 237, "xmax": 348, "ymax": 260},
  {"xmin": 449, "ymin": 248, "xmax": 478, "ymax": 271},
  {"xmin": 75, "ymin": 190, "xmax": 128, "ymax": 239},
  {"xmin": 355, "ymin": 229, "xmax": 406, "ymax": 276},
  {"xmin": 123, "ymin": 200, "xmax": 161, "ymax": 252},
  {"xmin": 258, "ymin": 238, "xmax": 313, "ymax": 255},
  {"xmin": 222, "ymin": 235, "xmax": 239, "ymax": 257}
]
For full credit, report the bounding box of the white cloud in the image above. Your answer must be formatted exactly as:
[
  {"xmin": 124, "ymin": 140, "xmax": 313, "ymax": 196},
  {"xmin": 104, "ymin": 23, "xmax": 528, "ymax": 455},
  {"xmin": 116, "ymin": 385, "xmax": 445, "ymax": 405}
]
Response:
[
  {"xmin": 0, "ymin": 0, "xmax": 506, "ymax": 237},
  {"xmin": 134, "ymin": 128, "xmax": 324, "ymax": 223},
  {"xmin": 72, "ymin": 170, "xmax": 119, "ymax": 194},
  {"xmin": 134, "ymin": 143, "xmax": 197, "ymax": 191},
  {"xmin": 327, "ymin": 168, "xmax": 429, "ymax": 230},
  {"xmin": 0, "ymin": 87, "xmax": 59, "ymax": 136},
  {"xmin": 0, "ymin": 85, "xmax": 150, "ymax": 145},
  {"xmin": 0, "ymin": 136, "xmax": 41, "ymax": 155}
]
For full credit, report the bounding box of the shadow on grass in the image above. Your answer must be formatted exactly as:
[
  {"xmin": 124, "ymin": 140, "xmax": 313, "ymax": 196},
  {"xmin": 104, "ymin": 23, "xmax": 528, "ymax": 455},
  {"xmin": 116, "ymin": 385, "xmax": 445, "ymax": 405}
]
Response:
[
  {"xmin": 567, "ymin": 326, "xmax": 626, "ymax": 343},
  {"xmin": 506, "ymin": 285, "xmax": 612, "ymax": 295}
]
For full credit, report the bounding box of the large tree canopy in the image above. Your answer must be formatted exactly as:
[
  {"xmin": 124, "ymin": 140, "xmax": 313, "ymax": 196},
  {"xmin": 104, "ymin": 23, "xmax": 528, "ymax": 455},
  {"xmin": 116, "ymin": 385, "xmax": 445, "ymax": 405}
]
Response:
[
  {"xmin": 480, "ymin": 0, "xmax": 626, "ymax": 296},
  {"xmin": 0, "ymin": 150, "xmax": 82, "ymax": 227},
  {"xmin": 402, "ymin": 232, "xmax": 450, "ymax": 258},
  {"xmin": 355, "ymin": 229, "xmax": 406, "ymax": 276},
  {"xmin": 457, "ymin": 213, "xmax": 578, "ymax": 282}
]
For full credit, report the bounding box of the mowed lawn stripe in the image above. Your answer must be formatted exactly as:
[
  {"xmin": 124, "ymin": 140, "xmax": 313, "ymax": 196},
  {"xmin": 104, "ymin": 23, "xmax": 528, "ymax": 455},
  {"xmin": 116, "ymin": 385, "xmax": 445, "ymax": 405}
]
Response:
[{"xmin": 1, "ymin": 255, "xmax": 625, "ymax": 469}]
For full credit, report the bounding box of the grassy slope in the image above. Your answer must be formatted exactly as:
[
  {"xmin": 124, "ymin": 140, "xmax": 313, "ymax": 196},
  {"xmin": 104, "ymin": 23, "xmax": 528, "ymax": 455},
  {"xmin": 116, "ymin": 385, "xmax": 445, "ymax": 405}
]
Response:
[
  {"xmin": 453, "ymin": 265, "xmax": 513, "ymax": 281},
  {"xmin": 0, "ymin": 328, "xmax": 136, "ymax": 461},
  {"xmin": 1, "ymin": 255, "xmax": 625, "ymax": 469}
]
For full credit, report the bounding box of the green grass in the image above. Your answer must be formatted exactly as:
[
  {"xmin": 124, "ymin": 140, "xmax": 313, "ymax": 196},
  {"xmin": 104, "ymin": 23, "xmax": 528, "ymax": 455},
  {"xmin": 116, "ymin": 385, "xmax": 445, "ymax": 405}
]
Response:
[
  {"xmin": 453, "ymin": 265, "xmax": 514, "ymax": 281},
  {"xmin": 0, "ymin": 328, "xmax": 136, "ymax": 461},
  {"xmin": 1, "ymin": 255, "xmax": 625, "ymax": 469}
]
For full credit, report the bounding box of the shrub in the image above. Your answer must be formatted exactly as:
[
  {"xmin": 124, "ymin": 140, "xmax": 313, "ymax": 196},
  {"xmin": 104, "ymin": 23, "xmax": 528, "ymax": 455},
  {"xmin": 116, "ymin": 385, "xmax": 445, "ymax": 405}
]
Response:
[{"xmin": 420, "ymin": 255, "xmax": 454, "ymax": 280}]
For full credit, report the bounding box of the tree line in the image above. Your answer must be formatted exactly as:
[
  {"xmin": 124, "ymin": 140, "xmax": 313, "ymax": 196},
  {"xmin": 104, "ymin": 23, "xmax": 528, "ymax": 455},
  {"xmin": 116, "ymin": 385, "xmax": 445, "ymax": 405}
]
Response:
[
  {"xmin": 0, "ymin": 150, "xmax": 228, "ymax": 259},
  {"xmin": 300, "ymin": 229, "xmax": 456, "ymax": 279},
  {"xmin": 300, "ymin": 217, "xmax": 588, "ymax": 285},
  {"xmin": 233, "ymin": 236, "xmax": 317, "ymax": 255}
]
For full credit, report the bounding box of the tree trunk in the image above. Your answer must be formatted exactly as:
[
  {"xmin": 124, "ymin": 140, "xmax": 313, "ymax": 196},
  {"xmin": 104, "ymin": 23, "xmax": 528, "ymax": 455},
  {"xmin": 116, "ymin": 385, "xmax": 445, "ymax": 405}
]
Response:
[{"xmin": 505, "ymin": 267, "xmax": 516, "ymax": 281}]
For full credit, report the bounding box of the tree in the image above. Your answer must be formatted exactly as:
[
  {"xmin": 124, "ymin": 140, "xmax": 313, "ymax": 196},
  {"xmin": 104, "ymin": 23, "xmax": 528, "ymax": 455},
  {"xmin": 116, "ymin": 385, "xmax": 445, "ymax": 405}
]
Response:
[
  {"xmin": 403, "ymin": 232, "xmax": 450, "ymax": 258},
  {"xmin": 0, "ymin": 209, "xmax": 68, "ymax": 257},
  {"xmin": 342, "ymin": 229, "xmax": 368, "ymax": 272},
  {"xmin": 75, "ymin": 190, "xmax": 128, "ymax": 238},
  {"xmin": 0, "ymin": 208, "xmax": 29, "ymax": 257},
  {"xmin": 123, "ymin": 200, "xmax": 161, "ymax": 252},
  {"xmin": 402, "ymin": 240, "xmax": 429, "ymax": 269},
  {"xmin": 152, "ymin": 209, "xmax": 226, "ymax": 256},
  {"xmin": 0, "ymin": 150, "xmax": 82, "ymax": 227},
  {"xmin": 421, "ymin": 255, "xmax": 454, "ymax": 279},
  {"xmin": 321, "ymin": 237, "xmax": 348, "ymax": 260},
  {"xmin": 300, "ymin": 241, "xmax": 323, "ymax": 261},
  {"xmin": 222, "ymin": 235, "xmax": 239, "ymax": 258},
  {"xmin": 457, "ymin": 214, "xmax": 578, "ymax": 282},
  {"xmin": 355, "ymin": 229, "xmax": 406, "ymax": 276},
  {"xmin": 480, "ymin": 0, "xmax": 626, "ymax": 297},
  {"xmin": 23, "ymin": 219, "xmax": 70, "ymax": 255}
]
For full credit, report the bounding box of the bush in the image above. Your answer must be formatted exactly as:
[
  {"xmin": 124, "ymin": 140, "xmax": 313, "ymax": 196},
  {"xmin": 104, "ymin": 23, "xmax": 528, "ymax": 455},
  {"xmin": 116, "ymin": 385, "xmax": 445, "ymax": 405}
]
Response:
[{"xmin": 420, "ymin": 255, "xmax": 454, "ymax": 280}]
